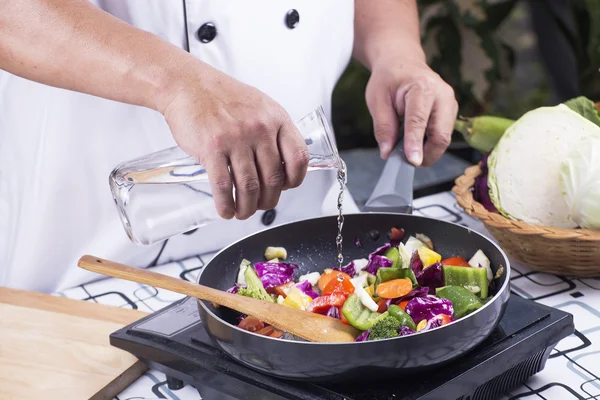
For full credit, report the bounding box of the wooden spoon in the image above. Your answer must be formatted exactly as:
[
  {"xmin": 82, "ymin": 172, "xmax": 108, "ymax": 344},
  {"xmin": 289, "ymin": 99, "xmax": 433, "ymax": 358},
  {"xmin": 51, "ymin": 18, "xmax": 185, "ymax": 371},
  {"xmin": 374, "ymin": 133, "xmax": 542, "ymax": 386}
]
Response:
[{"xmin": 78, "ymin": 255, "xmax": 360, "ymax": 343}]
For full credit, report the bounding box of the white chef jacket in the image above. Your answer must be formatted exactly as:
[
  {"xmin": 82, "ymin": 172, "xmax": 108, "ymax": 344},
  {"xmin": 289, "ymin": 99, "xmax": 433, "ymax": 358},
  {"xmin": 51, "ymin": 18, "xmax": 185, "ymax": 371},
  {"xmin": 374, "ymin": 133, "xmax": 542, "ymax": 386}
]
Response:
[{"xmin": 0, "ymin": 1, "xmax": 359, "ymax": 292}]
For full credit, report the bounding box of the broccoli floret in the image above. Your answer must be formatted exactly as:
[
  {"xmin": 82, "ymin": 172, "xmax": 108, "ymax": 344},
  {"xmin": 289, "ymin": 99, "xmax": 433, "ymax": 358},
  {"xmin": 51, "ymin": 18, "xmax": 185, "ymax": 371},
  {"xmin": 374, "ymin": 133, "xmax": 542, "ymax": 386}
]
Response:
[
  {"xmin": 237, "ymin": 266, "xmax": 275, "ymax": 303},
  {"xmin": 368, "ymin": 316, "xmax": 402, "ymax": 341}
]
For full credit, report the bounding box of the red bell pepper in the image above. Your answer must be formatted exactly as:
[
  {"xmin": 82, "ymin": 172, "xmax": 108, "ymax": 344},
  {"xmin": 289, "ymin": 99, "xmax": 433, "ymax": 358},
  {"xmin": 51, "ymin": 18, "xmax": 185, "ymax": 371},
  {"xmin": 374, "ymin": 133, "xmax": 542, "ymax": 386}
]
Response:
[
  {"xmin": 322, "ymin": 272, "xmax": 355, "ymax": 296},
  {"xmin": 377, "ymin": 299, "xmax": 388, "ymax": 313},
  {"xmin": 340, "ymin": 308, "xmax": 349, "ymax": 325},
  {"xmin": 390, "ymin": 227, "xmax": 405, "ymax": 241},
  {"xmin": 441, "ymin": 256, "xmax": 470, "ymax": 267},
  {"xmin": 269, "ymin": 281, "xmax": 295, "ymax": 297},
  {"xmin": 306, "ymin": 293, "xmax": 347, "ymax": 314}
]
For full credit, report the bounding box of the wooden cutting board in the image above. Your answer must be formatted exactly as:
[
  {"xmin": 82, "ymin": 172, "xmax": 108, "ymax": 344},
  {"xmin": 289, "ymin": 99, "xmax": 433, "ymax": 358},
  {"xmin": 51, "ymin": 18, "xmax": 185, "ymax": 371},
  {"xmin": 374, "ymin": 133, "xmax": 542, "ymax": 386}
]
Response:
[{"xmin": 0, "ymin": 287, "xmax": 149, "ymax": 400}]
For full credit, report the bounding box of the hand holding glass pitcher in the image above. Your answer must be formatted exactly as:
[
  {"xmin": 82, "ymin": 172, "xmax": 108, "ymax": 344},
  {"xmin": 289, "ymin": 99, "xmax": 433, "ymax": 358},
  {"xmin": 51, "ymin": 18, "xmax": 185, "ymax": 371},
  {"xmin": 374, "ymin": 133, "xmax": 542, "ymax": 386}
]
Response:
[
  {"xmin": 110, "ymin": 107, "xmax": 342, "ymax": 245},
  {"xmin": 162, "ymin": 88, "xmax": 311, "ymax": 221}
]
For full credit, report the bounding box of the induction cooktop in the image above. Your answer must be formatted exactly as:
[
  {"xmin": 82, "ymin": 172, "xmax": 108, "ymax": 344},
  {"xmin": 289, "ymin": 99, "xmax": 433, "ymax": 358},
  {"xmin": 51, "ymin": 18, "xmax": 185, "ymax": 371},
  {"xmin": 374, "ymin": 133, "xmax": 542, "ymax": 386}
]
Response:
[{"xmin": 110, "ymin": 294, "xmax": 574, "ymax": 400}]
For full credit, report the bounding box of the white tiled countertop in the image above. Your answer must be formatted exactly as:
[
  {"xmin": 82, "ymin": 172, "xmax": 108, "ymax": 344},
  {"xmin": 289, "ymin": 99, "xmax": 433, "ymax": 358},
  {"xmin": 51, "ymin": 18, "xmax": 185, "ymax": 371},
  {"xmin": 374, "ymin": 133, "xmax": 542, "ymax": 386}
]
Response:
[{"xmin": 56, "ymin": 192, "xmax": 600, "ymax": 400}]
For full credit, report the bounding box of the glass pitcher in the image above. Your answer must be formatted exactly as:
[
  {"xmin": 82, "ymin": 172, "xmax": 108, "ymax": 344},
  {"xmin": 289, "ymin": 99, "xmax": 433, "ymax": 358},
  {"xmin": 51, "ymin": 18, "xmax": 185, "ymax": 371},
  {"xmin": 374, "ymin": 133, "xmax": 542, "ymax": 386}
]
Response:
[{"xmin": 109, "ymin": 106, "xmax": 342, "ymax": 245}]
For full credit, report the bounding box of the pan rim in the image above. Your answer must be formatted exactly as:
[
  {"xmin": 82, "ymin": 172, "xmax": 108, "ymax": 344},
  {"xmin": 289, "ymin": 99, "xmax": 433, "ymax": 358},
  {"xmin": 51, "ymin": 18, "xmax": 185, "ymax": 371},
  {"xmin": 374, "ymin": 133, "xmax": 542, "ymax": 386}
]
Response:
[{"xmin": 197, "ymin": 212, "xmax": 511, "ymax": 345}]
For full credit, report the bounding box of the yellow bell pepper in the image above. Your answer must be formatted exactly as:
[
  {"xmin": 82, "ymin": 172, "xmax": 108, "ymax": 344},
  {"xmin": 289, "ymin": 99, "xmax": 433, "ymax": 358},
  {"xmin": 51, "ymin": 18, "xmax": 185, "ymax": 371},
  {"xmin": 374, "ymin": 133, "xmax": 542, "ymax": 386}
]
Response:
[
  {"xmin": 416, "ymin": 319, "xmax": 428, "ymax": 332},
  {"xmin": 282, "ymin": 287, "xmax": 312, "ymax": 310},
  {"xmin": 418, "ymin": 247, "xmax": 442, "ymax": 269}
]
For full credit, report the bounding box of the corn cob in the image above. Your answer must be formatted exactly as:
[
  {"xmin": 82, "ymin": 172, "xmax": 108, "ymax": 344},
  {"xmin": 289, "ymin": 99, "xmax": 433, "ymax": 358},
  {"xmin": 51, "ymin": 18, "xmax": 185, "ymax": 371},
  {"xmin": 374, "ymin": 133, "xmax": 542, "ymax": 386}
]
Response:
[{"xmin": 454, "ymin": 115, "xmax": 514, "ymax": 153}]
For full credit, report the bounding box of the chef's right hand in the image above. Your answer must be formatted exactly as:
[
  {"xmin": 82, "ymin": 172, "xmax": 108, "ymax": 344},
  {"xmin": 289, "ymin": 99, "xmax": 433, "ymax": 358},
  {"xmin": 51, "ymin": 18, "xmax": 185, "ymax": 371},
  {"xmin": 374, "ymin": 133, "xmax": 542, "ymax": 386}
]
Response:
[{"xmin": 162, "ymin": 67, "xmax": 309, "ymax": 221}]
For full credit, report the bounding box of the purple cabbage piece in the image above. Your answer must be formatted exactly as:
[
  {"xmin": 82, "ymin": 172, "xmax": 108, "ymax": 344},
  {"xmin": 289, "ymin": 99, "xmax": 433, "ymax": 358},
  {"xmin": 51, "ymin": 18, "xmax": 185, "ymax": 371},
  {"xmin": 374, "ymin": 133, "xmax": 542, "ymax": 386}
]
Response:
[
  {"xmin": 405, "ymin": 295, "xmax": 454, "ymax": 323},
  {"xmin": 354, "ymin": 236, "xmax": 362, "ymax": 248},
  {"xmin": 398, "ymin": 326, "xmax": 415, "ymax": 336},
  {"xmin": 474, "ymin": 153, "xmax": 498, "ymax": 213},
  {"xmin": 372, "ymin": 243, "xmax": 392, "ymax": 256},
  {"xmin": 409, "ymin": 248, "xmax": 444, "ymax": 294},
  {"xmin": 296, "ymin": 280, "xmax": 319, "ymax": 299},
  {"xmin": 254, "ymin": 262, "xmax": 298, "ymax": 289},
  {"xmin": 423, "ymin": 317, "xmax": 444, "ymax": 331},
  {"xmin": 381, "ymin": 299, "xmax": 392, "ymax": 312},
  {"xmin": 326, "ymin": 306, "xmax": 341, "ymax": 319},
  {"xmin": 333, "ymin": 261, "xmax": 357, "ymax": 278},
  {"xmin": 361, "ymin": 243, "xmax": 393, "ymax": 275},
  {"xmin": 362, "ymin": 253, "xmax": 394, "ymax": 275},
  {"xmin": 410, "ymin": 251, "xmax": 423, "ymax": 276},
  {"xmin": 393, "ymin": 287, "xmax": 430, "ymax": 305},
  {"xmin": 227, "ymin": 285, "xmax": 242, "ymax": 294},
  {"xmin": 355, "ymin": 329, "xmax": 370, "ymax": 342},
  {"xmin": 416, "ymin": 262, "xmax": 444, "ymax": 294},
  {"xmin": 342, "ymin": 262, "xmax": 357, "ymax": 277}
]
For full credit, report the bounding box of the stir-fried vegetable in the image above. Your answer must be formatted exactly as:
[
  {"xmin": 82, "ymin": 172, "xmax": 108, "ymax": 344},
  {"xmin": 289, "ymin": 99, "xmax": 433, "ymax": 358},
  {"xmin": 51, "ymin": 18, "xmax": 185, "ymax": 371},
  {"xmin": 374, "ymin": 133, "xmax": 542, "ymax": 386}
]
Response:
[
  {"xmin": 441, "ymin": 256, "xmax": 470, "ymax": 267},
  {"xmin": 295, "ymin": 280, "xmax": 319, "ymax": 299},
  {"xmin": 230, "ymin": 228, "xmax": 501, "ymax": 342},
  {"xmin": 299, "ymin": 271, "xmax": 321, "ymax": 286},
  {"xmin": 436, "ymin": 286, "xmax": 484, "ymax": 319},
  {"xmin": 383, "ymin": 247, "xmax": 401, "ymax": 269},
  {"xmin": 415, "ymin": 262, "xmax": 444, "ymax": 294},
  {"xmin": 375, "ymin": 267, "xmax": 417, "ymax": 292},
  {"xmin": 318, "ymin": 270, "xmax": 351, "ymax": 292},
  {"xmin": 417, "ymin": 247, "xmax": 441, "ymax": 268},
  {"xmin": 443, "ymin": 265, "xmax": 488, "ymax": 299},
  {"xmin": 271, "ymin": 281, "xmax": 294, "ymax": 298},
  {"xmin": 322, "ymin": 272, "xmax": 355, "ymax": 296},
  {"xmin": 468, "ymin": 250, "xmax": 493, "ymax": 282},
  {"xmin": 375, "ymin": 279, "xmax": 413, "ymax": 299},
  {"xmin": 281, "ymin": 287, "xmax": 312, "ymax": 310},
  {"xmin": 237, "ymin": 267, "xmax": 276, "ymax": 303},
  {"xmin": 238, "ymin": 316, "xmax": 264, "ymax": 332},
  {"xmin": 254, "ymin": 262, "xmax": 298, "ymax": 289},
  {"xmin": 387, "ymin": 304, "xmax": 417, "ymax": 331},
  {"xmin": 341, "ymin": 293, "xmax": 386, "ymax": 330},
  {"xmin": 369, "ymin": 315, "xmax": 403, "ymax": 340},
  {"xmin": 305, "ymin": 293, "xmax": 346, "ymax": 314},
  {"xmin": 405, "ymin": 296, "xmax": 453, "ymax": 324},
  {"xmin": 265, "ymin": 246, "xmax": 287, "ymax": 261}
]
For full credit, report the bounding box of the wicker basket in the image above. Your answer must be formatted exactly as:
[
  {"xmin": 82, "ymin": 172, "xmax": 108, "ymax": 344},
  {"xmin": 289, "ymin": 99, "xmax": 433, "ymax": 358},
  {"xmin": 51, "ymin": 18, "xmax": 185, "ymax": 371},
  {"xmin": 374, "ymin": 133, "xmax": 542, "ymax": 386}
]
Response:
[{"xmin": 452, "ymin": 164, "xmax": 600, "ymax": 277}]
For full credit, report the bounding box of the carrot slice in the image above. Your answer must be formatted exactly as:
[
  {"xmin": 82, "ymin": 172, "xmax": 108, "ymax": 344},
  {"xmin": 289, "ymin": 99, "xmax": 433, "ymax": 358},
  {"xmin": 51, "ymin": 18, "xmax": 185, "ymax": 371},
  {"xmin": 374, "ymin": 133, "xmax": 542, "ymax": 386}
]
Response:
[
  {"xmin": 256, "ymin": 326, "xmax": 275, "ymax": 336},
  {"xmin": 375, "ymin": 278, "xmax": 413, "ymax": 299},
  {"xmin": 398, "ymin": 299, "xmax": 409, "ymax": 311},
  {"xmin": 238, "ymin": 316, "xmax": 265, "ymax": 332},
  {"xmin": 269, "ymin": 329, "xmax": 284, "ymax": 338}
]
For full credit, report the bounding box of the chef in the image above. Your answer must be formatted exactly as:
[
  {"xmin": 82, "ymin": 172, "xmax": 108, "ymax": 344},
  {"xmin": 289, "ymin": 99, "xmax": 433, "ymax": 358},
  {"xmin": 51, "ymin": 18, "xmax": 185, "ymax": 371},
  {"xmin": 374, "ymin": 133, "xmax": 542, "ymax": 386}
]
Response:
[{"xmin": 0, "ymin": 1, "xmax": 458, "ymax": 293}]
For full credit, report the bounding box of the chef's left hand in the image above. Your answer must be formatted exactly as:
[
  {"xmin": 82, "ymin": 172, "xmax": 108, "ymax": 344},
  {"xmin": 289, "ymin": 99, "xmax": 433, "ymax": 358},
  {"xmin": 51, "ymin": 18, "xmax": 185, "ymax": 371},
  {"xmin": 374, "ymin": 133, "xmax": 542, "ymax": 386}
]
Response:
[{"xmin": 365, "ymin": 56, "xmax": 458, "ymax": 167}]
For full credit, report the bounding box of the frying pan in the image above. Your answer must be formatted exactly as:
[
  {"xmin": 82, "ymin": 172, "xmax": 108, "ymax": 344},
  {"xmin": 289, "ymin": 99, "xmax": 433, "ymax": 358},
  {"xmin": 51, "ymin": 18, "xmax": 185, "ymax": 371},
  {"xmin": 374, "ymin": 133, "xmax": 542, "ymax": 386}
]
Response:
[{"xmin": 196, "ymin": 212, "xmax": 511, "ymax": 382}]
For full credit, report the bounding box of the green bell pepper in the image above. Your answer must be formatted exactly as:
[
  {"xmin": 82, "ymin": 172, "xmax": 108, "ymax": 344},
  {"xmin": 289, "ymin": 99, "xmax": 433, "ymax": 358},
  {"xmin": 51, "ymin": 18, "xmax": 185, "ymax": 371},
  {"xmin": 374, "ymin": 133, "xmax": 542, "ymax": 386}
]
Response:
[
  {"xmin": 388, "ymin": 304, "xmax": 417, "ymax": 331},
  {"xmin": 442, "ymin": 265, "xmax": 488, "ymax": 300},
  {"xmin": 374, "ymin": 267, "xmax": 418, "ymax": 292},
  {"xmin": 341, "ymin": 293, "xmax": 386, "ymax": 330},
  {"xmin": 384, "ymin": 247, "xmax": 401, "ymax": 269},
  {"xmin": 367, "ymin": 273, "xmax": 377, "ymax": 286},
  {"xmin": 436, "ymin": 285, "xmax": 484, "ymax": 319}
]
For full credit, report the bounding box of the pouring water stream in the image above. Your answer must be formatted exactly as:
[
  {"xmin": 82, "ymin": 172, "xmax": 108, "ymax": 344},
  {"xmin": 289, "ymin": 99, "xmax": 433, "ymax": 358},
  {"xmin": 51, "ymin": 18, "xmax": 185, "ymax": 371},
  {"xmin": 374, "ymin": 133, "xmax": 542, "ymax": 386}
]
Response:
[{"xmin": 110, "ymin": 106, "xmax": 350, "ymax": 267}]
